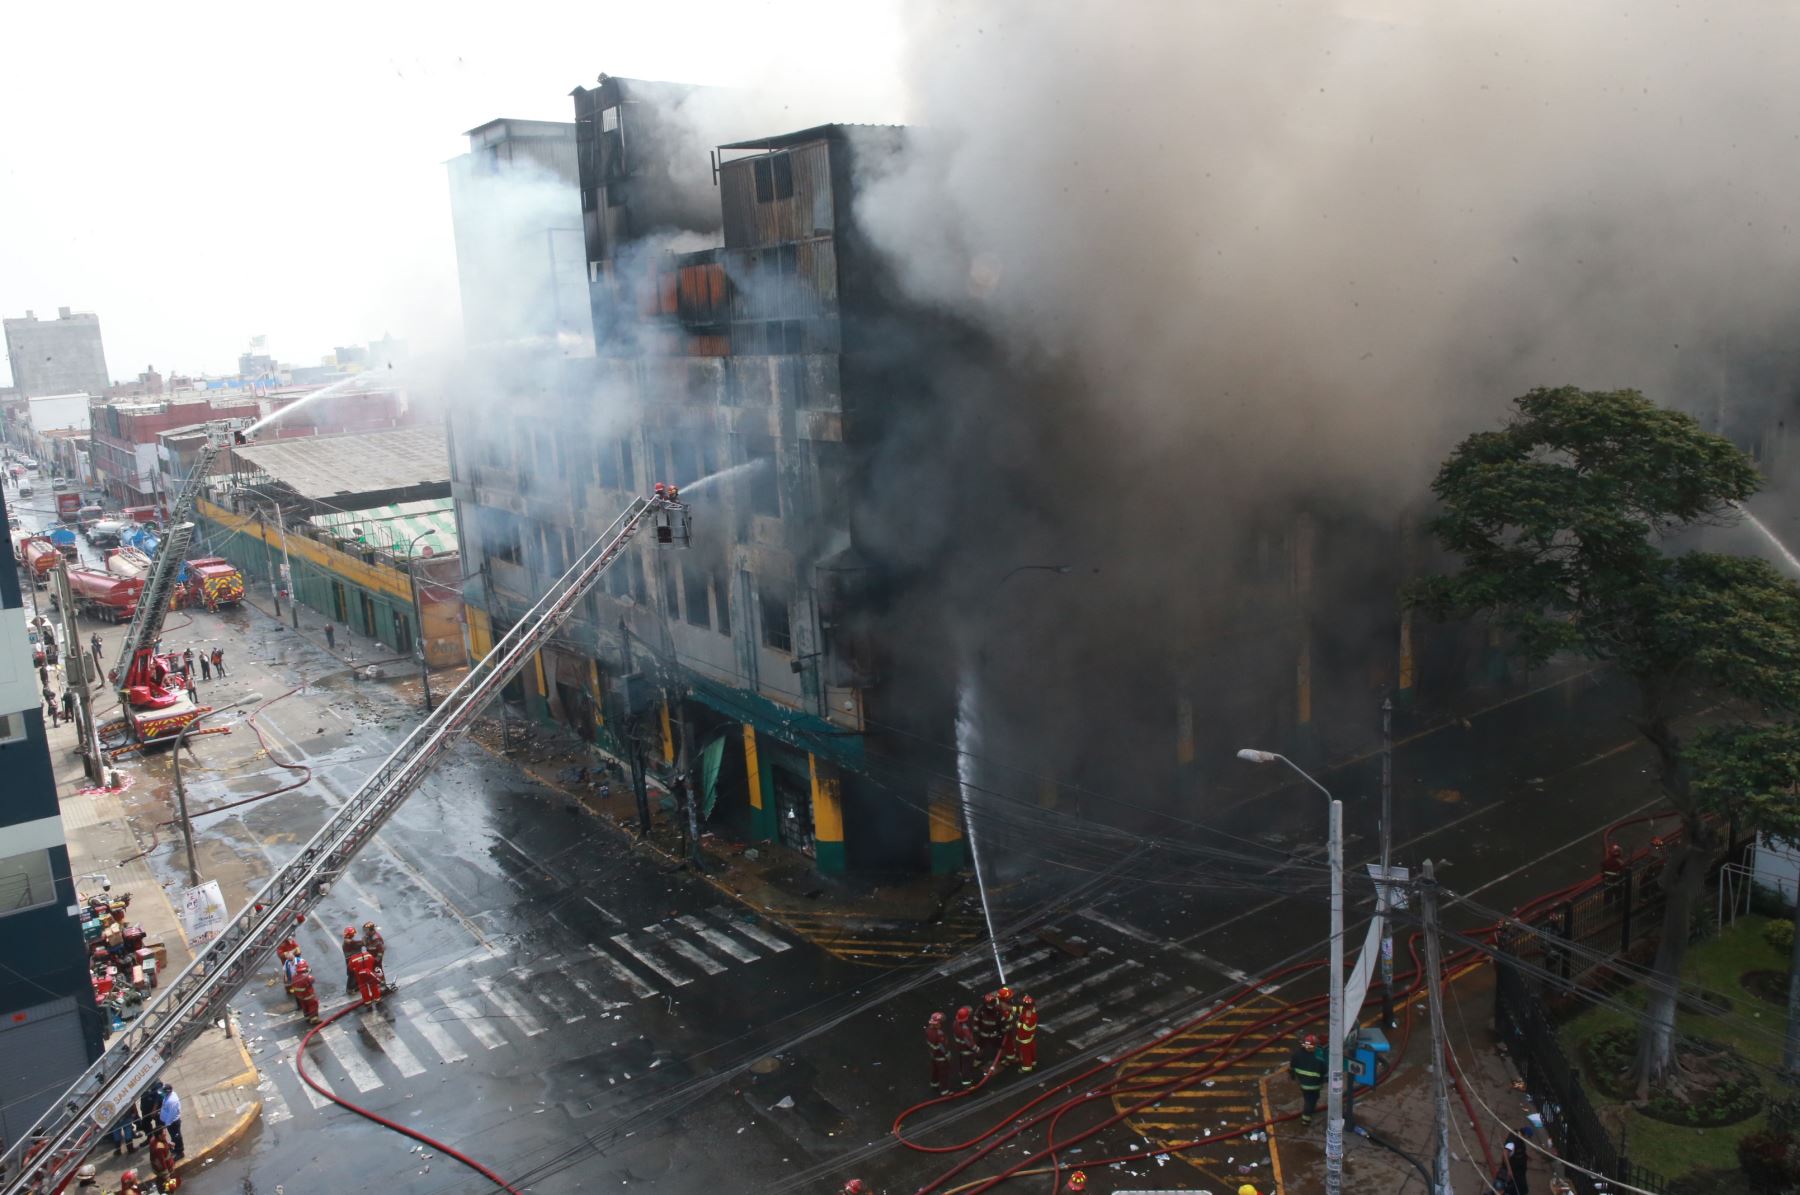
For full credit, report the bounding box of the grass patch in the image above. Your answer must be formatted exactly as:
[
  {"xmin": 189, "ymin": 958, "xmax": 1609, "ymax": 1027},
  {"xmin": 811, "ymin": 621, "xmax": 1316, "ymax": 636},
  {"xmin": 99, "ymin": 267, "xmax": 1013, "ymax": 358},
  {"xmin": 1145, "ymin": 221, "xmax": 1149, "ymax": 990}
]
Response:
[{"xmin": 1562, "ymin": 914, "xmax": 1789, "ymax": 1179}]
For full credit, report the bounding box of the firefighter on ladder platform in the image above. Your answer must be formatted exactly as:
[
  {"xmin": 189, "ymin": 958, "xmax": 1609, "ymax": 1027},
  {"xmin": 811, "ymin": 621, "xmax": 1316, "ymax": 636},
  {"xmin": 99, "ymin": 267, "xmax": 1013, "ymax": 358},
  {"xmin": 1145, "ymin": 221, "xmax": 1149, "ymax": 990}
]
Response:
[
  {"xmin": 953, "ymin": 1005, "xmax": 979, "ymax": 1088},
  {"xmin": 1015, "ymin": 993, "xmax": 1039, "ymax": 1073},
  {"xmin": 926, "ymin": 1011, "xmax": 952, "ymax": 1094}
]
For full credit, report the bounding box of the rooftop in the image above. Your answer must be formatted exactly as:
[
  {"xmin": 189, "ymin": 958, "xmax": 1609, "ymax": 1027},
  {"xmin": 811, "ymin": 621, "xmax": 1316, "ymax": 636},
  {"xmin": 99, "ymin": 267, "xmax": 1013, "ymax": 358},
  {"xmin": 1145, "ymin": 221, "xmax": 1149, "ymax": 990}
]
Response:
[
  {"xmin": 716, "ymin": 123, "xmax": 904, "ymax": 153},
  {"xmin": 232, "ymin": 424, "xmax": 448, "ymax": 502},
  {"xmin": 308, "ymin": 497, "xmax": 459, "ymax": 556}
]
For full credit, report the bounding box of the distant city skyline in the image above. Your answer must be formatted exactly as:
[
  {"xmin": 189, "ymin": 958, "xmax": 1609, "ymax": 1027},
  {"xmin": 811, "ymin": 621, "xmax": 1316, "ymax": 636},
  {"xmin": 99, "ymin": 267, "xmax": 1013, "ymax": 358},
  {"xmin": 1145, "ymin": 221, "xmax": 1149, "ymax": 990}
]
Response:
[{"xmin": 0, "ymin": 1, "xmax": 903, "ymax": 389}]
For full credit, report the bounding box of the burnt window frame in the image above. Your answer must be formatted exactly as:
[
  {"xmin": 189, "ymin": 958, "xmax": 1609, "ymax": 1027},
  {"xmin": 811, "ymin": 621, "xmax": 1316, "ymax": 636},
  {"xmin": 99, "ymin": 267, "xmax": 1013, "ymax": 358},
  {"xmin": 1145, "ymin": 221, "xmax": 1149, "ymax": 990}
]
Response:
[
  {"xmin": 759, "ymin": 575, "xmax": 793, "ymax": 653},
  {"xmin": 682, "ymin": 563, "xmax": 711, "ymax": 630},
  {"xmin": 753, "ymin": 158, "xmax": 773, "ymax": 202}
]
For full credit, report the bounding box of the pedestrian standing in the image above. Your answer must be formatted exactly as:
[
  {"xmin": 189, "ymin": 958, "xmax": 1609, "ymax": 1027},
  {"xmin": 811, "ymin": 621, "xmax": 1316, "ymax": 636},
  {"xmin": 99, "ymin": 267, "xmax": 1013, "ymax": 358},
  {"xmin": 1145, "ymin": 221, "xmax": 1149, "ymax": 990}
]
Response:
[
  {"xmin": 341, "ymin": 926, "xmax": 361, "ymax": 995},
  {"xmin": 61, "ymin": 690, "xmax": 74, "ymax": 723},
  {"xmin": 91, "ymin": 633, "xmax": 102, "ymax": 669},
  {"xmin": 182, "ymin": 648, "xmax": 195, "ymax": 676},
  {"xmin": 953, "ymin": 1005, "xmax": 979, "ymax": 1088},
  {"xmin": 136, "ymin": 1083, "xmax": 164, "ymax": 1142},
  {"xmin": 925, "ymin": 1011, "xmax": 951, "ymax": 1094},
  {"xmin": 43, "ymin": 686, "xmax": 59, "ymax": 726},
  {"xmin": 38, "ymin": 661, "xmax": 49, "ymax": 688},
  {"xmin": 1502, "ymin": 1127, "xmax": 1531, "ymax": 1194},
  {"xmin": 157, "ymin": 1082, "xmax": 184, "ymax": 1159},
  {"xmin": 211, "ymin": 646, "xmax": 226, "ymax": 677},
  {"xmin": 199, "ymin": 653, "xmax": 211, "ymax": 681},
  {"xmin": 325, "ymin": 622, "xmax": 336, "ymax": 650}
]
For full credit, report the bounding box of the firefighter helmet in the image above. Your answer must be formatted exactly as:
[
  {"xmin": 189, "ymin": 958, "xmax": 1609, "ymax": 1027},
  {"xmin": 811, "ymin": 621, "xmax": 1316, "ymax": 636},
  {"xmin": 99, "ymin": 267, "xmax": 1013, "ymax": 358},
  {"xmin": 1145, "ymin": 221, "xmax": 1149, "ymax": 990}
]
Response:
[
  {"xmin": 999, "ymin": 986, "xmax": 1013, "ymax": 1000},
  {"xmin": 344, "ymin": 926, "xmax": 357, "ymax": 938},
  {"xmin": 1303, "ymin": 1033, "xmax": 1320, "ymax": 1049}
]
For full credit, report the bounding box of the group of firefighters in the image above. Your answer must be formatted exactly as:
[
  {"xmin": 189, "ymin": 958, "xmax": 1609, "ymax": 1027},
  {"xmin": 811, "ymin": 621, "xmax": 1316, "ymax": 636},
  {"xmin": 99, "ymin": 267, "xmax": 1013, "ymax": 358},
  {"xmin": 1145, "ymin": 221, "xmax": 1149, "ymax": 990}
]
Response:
[
  {"xmin": 925, "ymin": 985, "xmax": 1040, "ymax": 1094},
  {"xmin": 275, "ymin": 920, "xmax": 390, "ymax": 1024}
]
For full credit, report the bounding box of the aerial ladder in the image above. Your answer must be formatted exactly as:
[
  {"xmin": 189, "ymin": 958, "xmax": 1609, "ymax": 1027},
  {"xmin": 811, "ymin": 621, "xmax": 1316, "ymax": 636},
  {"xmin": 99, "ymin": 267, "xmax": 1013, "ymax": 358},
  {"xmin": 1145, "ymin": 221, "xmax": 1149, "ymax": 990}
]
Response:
[
  {"xmin": 105, "ymin": 421, "xmax": 244, "ymax": 752},
  {"xmin": 2, "ymin": 486, "xmax": 692, "ymax": 1194}
]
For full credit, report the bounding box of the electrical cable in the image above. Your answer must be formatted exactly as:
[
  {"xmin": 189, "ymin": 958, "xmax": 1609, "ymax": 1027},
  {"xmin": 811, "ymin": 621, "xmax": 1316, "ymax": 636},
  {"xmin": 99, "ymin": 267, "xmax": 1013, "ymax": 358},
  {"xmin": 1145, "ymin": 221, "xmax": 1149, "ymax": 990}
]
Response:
[{"xmin": 296, "ymin": 999, "xmax": 522, "ymax": 1193}]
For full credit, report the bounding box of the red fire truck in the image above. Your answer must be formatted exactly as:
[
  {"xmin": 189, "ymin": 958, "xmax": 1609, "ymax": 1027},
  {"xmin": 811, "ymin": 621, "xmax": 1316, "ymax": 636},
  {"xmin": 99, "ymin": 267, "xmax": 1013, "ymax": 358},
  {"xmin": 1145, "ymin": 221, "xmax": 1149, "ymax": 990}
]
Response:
[
  {"xmin": 14, "ymin": 535, "xmax": 61, "ymax": 585},
  {"xmin": 183, "ymin": 557, "xmax": 246, "ymax": 609},
  {"xmin": 65, "ymin": 568, "xmax": 143, "ymax": 622}
]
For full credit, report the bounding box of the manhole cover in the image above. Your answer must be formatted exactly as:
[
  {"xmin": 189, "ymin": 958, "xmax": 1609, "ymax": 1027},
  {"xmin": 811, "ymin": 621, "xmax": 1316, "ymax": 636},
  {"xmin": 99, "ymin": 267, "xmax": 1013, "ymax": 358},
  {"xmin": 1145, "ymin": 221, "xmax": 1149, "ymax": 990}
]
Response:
[{"xmin": 749, "ymin": 1056, "xmax": 781, "ymax": 1075}]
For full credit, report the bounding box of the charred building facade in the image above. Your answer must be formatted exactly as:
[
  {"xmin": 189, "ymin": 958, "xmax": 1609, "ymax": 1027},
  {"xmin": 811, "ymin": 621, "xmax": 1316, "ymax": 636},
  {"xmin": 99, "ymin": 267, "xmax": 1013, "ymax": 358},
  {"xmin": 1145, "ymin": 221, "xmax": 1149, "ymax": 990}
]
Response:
[{"xmin": 448, "ymin": 77, "xmax": 1500, "ymax": 880}]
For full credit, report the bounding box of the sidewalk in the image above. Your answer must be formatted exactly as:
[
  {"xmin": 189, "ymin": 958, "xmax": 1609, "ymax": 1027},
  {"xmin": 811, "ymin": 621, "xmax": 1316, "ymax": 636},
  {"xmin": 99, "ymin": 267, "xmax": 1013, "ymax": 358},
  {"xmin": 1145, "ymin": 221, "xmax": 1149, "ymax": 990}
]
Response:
[
  {"xmin": 47, "ymin": 682, "xmax": 263, "ymax": 1186},
  {"xmin": 1267, "ymin": 962, "xmax": 1556, "ymax": 1194}
]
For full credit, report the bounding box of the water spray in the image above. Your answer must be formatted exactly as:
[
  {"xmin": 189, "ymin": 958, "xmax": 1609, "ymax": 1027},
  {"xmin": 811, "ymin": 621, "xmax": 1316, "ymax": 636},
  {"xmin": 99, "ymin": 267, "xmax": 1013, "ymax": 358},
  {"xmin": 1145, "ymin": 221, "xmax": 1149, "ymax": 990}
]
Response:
[
  {"xmin": 956, "ymin": 669, "xmax": 1007, "ymax": 986},
  {"xmin": 1735, "ymin": 502, "xmax": 1800, "ymax": 576}
]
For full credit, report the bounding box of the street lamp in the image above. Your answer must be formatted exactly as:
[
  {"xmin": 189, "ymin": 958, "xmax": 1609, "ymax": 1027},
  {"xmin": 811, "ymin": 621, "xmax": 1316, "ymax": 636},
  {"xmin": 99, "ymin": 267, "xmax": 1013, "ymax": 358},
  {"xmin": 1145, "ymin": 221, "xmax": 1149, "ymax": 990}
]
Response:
[
  {"xmin": 1237, "ymin": 747, "xmax": 1346, "ymax": 1195},
  {"xmin": 173, "ymin": 693, "xmax": 263, "ymax": 888},
  {"xmin": 405, "ymin": 530, "xmax": 436, "ymax": 712}
]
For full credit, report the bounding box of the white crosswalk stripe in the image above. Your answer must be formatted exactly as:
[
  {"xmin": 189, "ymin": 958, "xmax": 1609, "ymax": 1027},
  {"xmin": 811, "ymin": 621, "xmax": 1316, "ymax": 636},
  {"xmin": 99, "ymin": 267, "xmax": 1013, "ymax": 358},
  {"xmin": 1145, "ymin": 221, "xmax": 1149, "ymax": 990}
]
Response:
[
  {"xmin": 320, "ymin": 1022, "xmax": 385, "ymax": 1092},
  {"xmin": 477, "ymin": 976, "xmax": 547, "ymax": 1036},
  {"xmin": 443, "ymin": 994, "xmax": 507, "ymax": 1049},
  {"xmin": 1068, "ymin": 985, "xmax": 1199, "ymax": 1051},
  {"xmin": 258, "ymin": 1073, "xmax": 293, "ymax": 1124},
  {"xmin": 677, "ymin": 914, "xmax": 760, "ymax": 963},
  {"xmin": 706, "ymin": 906, "xmax": 791, "ymax": 953},
  {"xmin": 290, "ymin": 1052, "xmax": 335, "ymax": 1109},
  {"xmin": 515, "ymin": 966, "xmax": 586, "ymax": 1024},
  {"xmin": 646, "ymin": 923, "xmax": 727, "ymax": 975},
  {"xmin": 586, "ymin": 941, "xmax": 658, "ymax": 998},
  {"xmin": 365, "ymin": 1017, "xmax": 428, "ymax": 1078},
  {"xmin": 568, "ymin": 971, "xmax": 624, "ymax": 1011},
  {"xmin": 611, "ymin": 932, "xmax": 691, "ymax": 987},
  {"xmin": 405, "ymin": 1000, "xmax": 468, "ymax": 1063}
]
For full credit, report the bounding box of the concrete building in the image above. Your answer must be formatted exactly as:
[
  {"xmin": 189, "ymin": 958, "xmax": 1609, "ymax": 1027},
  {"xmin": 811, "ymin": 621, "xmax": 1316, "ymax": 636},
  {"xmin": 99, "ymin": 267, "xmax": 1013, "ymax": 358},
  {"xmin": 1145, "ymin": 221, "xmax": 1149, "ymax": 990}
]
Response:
[
  {"xmin": 197, "ymin": 425, "xmax": 464, "ymax": 667},
  {"xmin": 4, "ymin": 308, "xmax": 110, "ymax": 398},
  {"xmin": 0, "ymin": 488, "xmax": 106, "ymax": 1141},
  {"xmin": 89, "ymin": 395, "xmax": 260, "ymax": 508},
  {"xmin": 450, "ymin": 78, "xmax": 960, "ymax": 877},
  {"xmin": 446, "ymin": 118, "xmax": 587, "ymax": 350}
]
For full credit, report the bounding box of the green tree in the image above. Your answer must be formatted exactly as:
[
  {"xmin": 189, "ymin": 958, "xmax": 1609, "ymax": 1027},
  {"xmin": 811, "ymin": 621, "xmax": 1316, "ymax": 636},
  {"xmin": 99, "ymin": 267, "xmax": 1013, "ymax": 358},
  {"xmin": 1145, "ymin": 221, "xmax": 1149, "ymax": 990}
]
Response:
[{"xmin": 1413, "ymin": 385, "xmax": 1800, "ymax": 1091}]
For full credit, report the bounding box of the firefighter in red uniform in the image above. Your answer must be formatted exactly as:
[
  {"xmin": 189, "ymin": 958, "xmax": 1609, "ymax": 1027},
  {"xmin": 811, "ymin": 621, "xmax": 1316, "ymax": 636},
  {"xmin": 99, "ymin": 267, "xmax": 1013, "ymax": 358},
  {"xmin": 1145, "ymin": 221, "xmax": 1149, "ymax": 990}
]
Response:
[
  {"xmin": 341, "ymin": 927, "xmax": 361, "ymax": 995},
  {"xmin": 149, "ymin": 1127, "xmax": 179, "ymax": 1190},
  {"xmin": 290, "ymin": 959, "xmax": 321, "ymax": 1024},
  {"xmin": 362, "ymin": 920, "xmax": 386, "ymax": 966},
  {"xmin": 925, "ymin": 1011, "xmax": 951, "ymax": 1094},
  {"xmin": 953, "ymin": 1005, "xmax": 979, "ymax": 1087},
  {"xmin": 839, "ymin": 1181, "xmax": 868, "ymax": 1195},
  {"xmin": 1601, "ymin": 841, "xmax": 1627, "ymax": 908},
  {"xmin": 975, "ymin": 991, "xmax": 1002, "ymax": 1058},
  {"xmin": 996, "ymin": 986, "xmax": 1018, "ymax": 1065},
  {"xmin": 1066, "ymin": 1170, "xmax": 1088, "ymax": 1191},
  {"xmin": 1015, "ymin": 993, "xmax": 1039, "ymax": 1073},
  {"xmin": 349, "ymin": 945, "xmax": 383, "ymax": 1004}
]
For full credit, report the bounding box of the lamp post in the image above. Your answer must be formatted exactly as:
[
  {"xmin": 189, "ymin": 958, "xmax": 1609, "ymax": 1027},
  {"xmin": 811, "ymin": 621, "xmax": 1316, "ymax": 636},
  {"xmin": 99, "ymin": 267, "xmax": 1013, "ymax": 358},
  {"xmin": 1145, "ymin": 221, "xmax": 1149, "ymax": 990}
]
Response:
[
  {"xmin": 405, "ymin": 530, "xmax": 437, "ymax": 712},
  {"xmin": 173, "ymin": 693, "xmax": 263, "ymax": 888},
  {"xmin": 1237, "ymin": 747, "xmax": 1345, "ymax": 1195}
]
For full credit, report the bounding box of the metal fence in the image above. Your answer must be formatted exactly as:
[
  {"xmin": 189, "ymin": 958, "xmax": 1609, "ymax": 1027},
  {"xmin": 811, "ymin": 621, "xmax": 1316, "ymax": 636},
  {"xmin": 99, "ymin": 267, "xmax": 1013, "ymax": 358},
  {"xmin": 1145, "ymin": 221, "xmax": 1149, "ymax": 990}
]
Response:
[{"xmin": 1491, "ymin": 831, "xmax": 1753, "ymax": 1193}]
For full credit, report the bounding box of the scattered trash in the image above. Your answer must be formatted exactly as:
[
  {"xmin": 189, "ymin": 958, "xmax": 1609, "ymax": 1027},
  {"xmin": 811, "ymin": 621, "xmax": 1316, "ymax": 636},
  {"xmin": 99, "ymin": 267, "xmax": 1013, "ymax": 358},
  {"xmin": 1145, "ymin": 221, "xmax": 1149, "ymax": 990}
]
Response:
[{"xmin": 774, "ymin": 1095, "xmax": 796, "ymax": 1110}]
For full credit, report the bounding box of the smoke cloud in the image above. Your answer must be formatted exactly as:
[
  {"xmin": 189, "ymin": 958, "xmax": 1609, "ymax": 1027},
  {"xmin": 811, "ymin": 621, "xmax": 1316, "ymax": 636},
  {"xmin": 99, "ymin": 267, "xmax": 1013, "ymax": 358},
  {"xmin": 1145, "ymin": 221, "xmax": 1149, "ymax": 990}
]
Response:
[{"xmin": 844, "ymin": 1, "xmax": 1800, "ymax": 810}]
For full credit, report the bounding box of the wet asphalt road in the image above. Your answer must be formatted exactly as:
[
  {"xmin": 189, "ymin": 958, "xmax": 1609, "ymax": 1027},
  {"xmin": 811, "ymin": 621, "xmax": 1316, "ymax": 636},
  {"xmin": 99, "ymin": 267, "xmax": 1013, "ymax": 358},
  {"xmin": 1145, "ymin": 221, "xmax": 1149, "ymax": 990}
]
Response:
[{"xmin": 41, "ymin": 525, "xmax": 1698, "ymax": 1193}]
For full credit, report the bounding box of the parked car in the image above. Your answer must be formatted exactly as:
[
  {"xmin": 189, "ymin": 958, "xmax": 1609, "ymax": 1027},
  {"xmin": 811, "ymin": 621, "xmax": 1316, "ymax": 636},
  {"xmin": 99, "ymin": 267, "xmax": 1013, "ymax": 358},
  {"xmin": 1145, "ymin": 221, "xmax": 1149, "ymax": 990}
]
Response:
[
  {"xmin": 52, "ymin": 477, "xmax": 73, "ymax": 491},
  {"xmin": 18, "ymin": 481, "xmax": 33, "ymax": 497}
]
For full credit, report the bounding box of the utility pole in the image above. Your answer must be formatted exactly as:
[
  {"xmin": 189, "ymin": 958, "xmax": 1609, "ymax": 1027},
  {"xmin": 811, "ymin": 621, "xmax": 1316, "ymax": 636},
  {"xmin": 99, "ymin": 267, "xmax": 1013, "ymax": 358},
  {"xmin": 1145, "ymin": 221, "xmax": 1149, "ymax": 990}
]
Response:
[
  {"xmin": 620, "ymin": 618, "xmax": 653, "ymax": 835},
  {"xmin": 1379, "ymin": 695, "xmax": 1397, "ymax": 1029},
  {"xmin": 273, "ymin": 501, "xmax": 297, "ymax": 629},
  {"xmin": 670, "ymin": 691, "xmax": 705, "ymax": 871},
  {"xmin": 1325, "ymin": 795, "xmax": 1346, "ymax": 1195},
  {"xmin": 1420, "ymin": 858, "xmax": 1453, "ymax": 1195}
]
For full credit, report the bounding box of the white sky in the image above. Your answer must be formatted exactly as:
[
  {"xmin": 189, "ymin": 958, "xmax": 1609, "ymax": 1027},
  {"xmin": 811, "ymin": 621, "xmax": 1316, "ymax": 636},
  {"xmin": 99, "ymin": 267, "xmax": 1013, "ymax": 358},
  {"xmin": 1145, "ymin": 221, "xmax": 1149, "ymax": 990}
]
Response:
[{"xmin": 0, "ymin": 0, "xmax": 905, "ymax": 387}]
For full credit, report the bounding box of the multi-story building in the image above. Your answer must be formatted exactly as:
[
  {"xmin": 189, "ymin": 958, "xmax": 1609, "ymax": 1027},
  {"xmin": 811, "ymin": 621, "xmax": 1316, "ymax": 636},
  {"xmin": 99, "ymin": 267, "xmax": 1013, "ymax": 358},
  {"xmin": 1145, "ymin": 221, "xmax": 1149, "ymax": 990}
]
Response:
[
  {"xmin": 4, "ymin": 308, "xmax": 110, "ymax": 398},
  {"xmin": 0, "ymin": 488, "xmax": 106, "ymax": 1141},
  {"xmin": 89, "ymin": 395, "xmax": 259, "ymax": 508},
  {"xmin": 452, "ymin": 79, "xmax": 967, "ymax": 877},
  {"xmin": 447, "ymin": 117, "xmax": 587, "ymax": 350}
]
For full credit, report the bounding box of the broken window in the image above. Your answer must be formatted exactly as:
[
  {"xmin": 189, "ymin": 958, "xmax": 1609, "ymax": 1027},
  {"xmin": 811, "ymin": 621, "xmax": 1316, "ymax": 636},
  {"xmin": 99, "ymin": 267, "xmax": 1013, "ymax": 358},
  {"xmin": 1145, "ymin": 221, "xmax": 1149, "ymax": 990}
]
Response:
[
  {"xmin": 742, "ymin": 432, "xmax": 780, "ymax": 517},
  {"xmin": 759, "ymin": 574, "xmax": 793, "ymax": 652},
  {"xmin": 683, "ymin": 564, "xmax": 710, "ymax": 629},
  {"xmin": 629, "ymin": 549, "xmax": 648, "ymax": 604},
  {"xmin": 712, "ymin": 568, "xmax": 732, "ymax": 636},
  {"xmin": 753, "ymin": 158, "xmax": 774, "ymax": 203},
  {"xmin": 773, "ymin": 153, "xmax": 794, "ymax": 199},
  {"xmin": 670, "ymin": 440, "xmax": 701, "ymax": 487},
  {"xmin": 597, "ymin": 438, "xmax": 623, "ymax": 490},
  {"xmin": 657, "ymin": 555, "xmax": 681, "ymax": 620}
]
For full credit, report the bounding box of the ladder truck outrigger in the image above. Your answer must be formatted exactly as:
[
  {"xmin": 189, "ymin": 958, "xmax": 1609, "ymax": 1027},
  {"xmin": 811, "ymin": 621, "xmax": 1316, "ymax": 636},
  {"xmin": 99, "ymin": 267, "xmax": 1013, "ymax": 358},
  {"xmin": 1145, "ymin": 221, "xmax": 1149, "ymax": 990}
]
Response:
[
  {"xmin": 100, "ymin": 421, "xmax": 245, "ymax": 755},
  {"xmin": 1, "ymin": 484, "xmax": 693, "ymax": 1194}
]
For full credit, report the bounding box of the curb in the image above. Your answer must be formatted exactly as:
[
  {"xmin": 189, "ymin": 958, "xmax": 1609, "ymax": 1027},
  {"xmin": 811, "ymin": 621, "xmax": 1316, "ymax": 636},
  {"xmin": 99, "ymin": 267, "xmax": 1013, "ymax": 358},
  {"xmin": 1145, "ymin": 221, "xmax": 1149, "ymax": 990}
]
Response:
[{"xmin": 181, "ymin": 1093, "xmax": 263, "ymax": 1172}]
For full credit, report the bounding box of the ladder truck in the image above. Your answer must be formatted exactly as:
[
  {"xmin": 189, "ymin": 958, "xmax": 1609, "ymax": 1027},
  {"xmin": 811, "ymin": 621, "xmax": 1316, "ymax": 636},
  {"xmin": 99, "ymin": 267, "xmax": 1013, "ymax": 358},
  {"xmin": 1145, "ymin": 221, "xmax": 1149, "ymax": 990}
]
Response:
[
  {"xmin": 103, "ymin": 422, "xmax": 243, "ymax": 753},
  {"xmin": 1, "ymin": 485, "xmax": 691, "ymax": 1194}
]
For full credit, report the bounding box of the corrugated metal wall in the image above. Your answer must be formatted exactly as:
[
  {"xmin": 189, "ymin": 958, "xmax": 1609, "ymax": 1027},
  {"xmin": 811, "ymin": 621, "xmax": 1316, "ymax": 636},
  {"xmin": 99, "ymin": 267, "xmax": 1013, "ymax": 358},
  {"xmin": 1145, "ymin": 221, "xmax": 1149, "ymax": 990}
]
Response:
[{"xmin": 720, "ymin": 142, "xmax": 835, "ymax": 249}]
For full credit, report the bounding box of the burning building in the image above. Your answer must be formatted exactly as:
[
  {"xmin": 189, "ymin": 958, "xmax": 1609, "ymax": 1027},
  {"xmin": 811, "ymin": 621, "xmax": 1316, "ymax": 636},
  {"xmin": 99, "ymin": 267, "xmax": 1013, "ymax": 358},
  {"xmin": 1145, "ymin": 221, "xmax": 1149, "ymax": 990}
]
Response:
[{"xmin": 443, "ymin": 70, "xmax": 1509, "ymax": 881}]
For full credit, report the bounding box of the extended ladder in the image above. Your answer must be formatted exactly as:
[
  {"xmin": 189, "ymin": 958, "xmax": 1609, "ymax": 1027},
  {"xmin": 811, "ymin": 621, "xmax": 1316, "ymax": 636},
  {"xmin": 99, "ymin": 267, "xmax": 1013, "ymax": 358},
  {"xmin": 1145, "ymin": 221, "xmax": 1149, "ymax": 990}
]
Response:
[
  {"xmin": 3, "ymin": 491, "xmax": 687, "ymax": 1194},
  {"xmin": 110, "ymin": 423, "xmax": 236, "ymax": 685}
]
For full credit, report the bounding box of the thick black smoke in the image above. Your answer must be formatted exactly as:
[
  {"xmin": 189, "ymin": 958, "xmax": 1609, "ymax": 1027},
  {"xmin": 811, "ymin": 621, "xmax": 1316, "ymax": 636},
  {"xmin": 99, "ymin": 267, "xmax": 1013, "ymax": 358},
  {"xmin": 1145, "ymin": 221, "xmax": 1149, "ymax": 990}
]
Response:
[{"xmin": 844, "ymin": 2, "xmax": 1800, "ymax": 815}]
